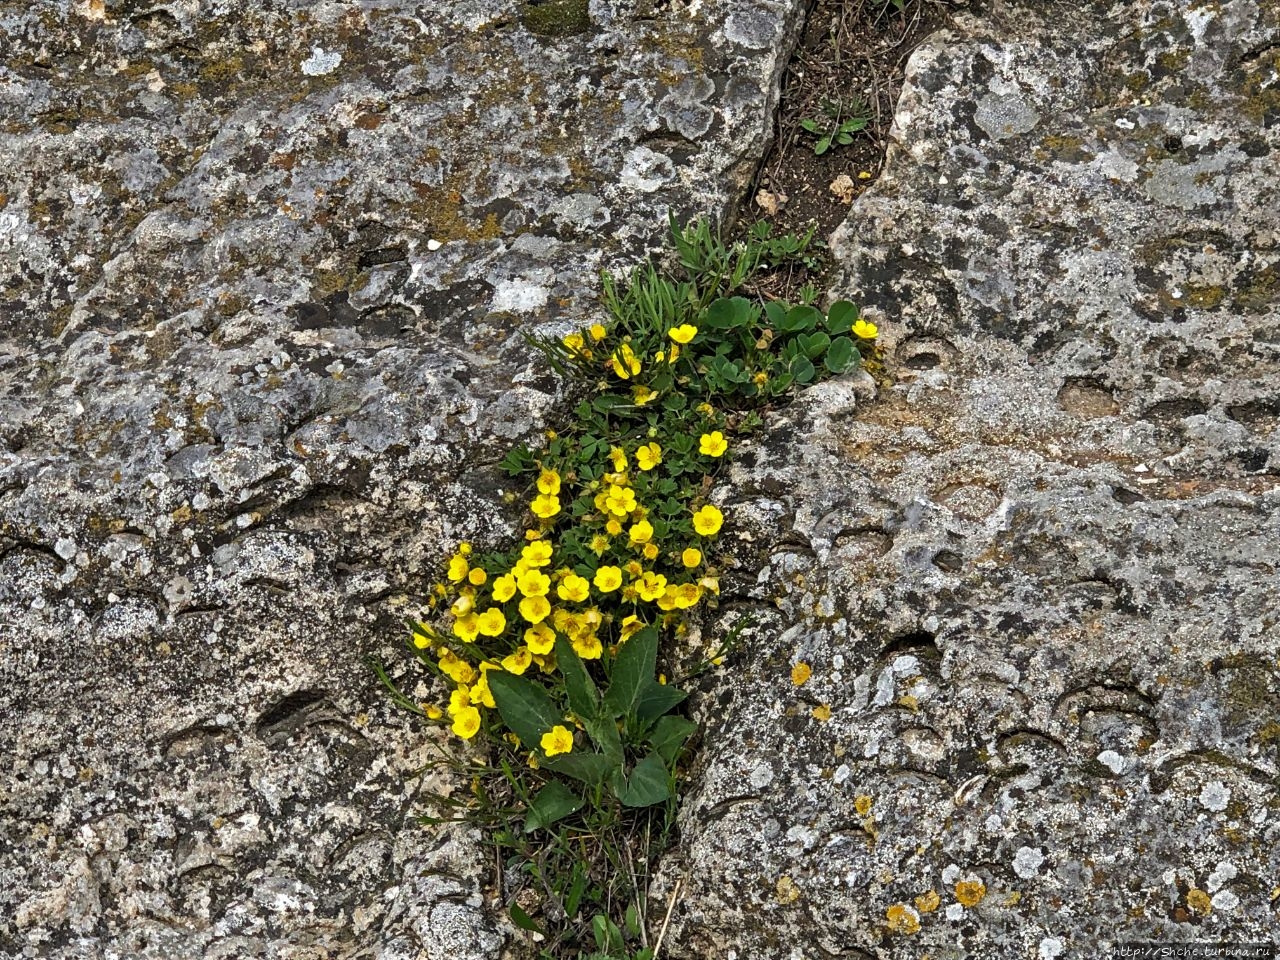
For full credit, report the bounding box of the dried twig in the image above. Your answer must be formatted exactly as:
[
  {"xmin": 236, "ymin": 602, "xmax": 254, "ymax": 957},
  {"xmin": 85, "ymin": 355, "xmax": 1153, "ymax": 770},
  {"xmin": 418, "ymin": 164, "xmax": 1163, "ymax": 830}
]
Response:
[{"xmin": 652, "ymin": 877, "xmax": 683, "ymax": 960}]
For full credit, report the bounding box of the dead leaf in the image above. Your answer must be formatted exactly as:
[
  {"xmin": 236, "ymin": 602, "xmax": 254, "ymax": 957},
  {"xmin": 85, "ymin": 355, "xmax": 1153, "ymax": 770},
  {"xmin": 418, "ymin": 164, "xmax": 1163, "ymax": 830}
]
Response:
[
  {"xmin": 755, "ymin": 188, "xmax": 788, "ymax": 215},
  {"xmin": 829, "ymin": 174, "xmax": 857, "ymax": 204}
]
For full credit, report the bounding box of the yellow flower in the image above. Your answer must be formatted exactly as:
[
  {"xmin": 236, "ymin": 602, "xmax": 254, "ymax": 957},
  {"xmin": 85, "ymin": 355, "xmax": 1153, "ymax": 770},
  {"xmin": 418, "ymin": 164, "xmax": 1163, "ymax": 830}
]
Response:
[
  {"xmin": 699, "ymin": 575, "xmax": 720, "ymax": 594},
  {"xmin": 501, "ymin": 647, "xmax": 533, "ymax": 674},
  {"xmin": 628, "ymin": 519, "xmax": 654, "ymax": 545},
  {"xmin": 562, "ymin": 332, "xmax": 585, "ymax": 352},
  {"xmin": 424, "ymin": 704, "xmax": 443, "ymax": 720},
  {"xmin": 752, "ymin": 371, "xmax": 768, "ymax": 386},
  {"xmin": 537, "ymin": 469, "xmax": 561, "ymax": 495},
  {"xmin": 593, "ymin": 565, "xmax": 623, "ymax": 592},
  {"xmin": 671, "ymin": 582, "xmax": 701, "ymax": 609},
  {"xmin": 524, "ymin": 622, "xmax": 556, "ymax": 655},
  {"xmin": 641, "ymin": 542, "xmax": 658, "ymax": 561},
  {"xmin": 609, "ymin": 446, "xmax": 628, "ymax": 472},
  {"xmin": 557, "ymin": 573, "xmax": 591, "ymax": 603},
  {"xmin": 634, "ymin": 571, "xmax": 668, "ymax": 602},
  {"xmin": 668, "ymin": 323, "xmax": 697, "ymax": 344},
  {"xmin": 476, "ymin": 607, "xmax": 506, "ymax": 637},
  {"xmin": 571, "ymin": 633, "xmax": 603, "ymax": 659},
  {"xmin": 692, "ymin": 504, "xmax": 724, "ymax": 536},
  {"xmin": 439, "ymin": 653, "xmax": 475, "ymax": 685},
  {"xmin": 610, "ymin": 343, "xmax": 641, "ymax": 379},
  {"xmin": 699, "ymin": 431, "xmax": 728, "ymax": 457},
  {"xmin": 635, "ymin": 442, "xmax": 662, "ymax": 471},
  {"xmin": 452, "ymin": 613, "xmax": 480, "ymax": 642},
  {"xmin": 450, "ymin": 593, "xmax": 474, "ymax": 618},
  {"xmin": 623, "ymin": 560, "xmax": 643, "ymax": 576},
  {"xmin": 852, "ymin": 319, "xmax": 878, "ymax": 340},
  {"xmin": 619, "ymin": 614, "xmax": 644, "ymax": 641},
  {"xmin": 492, "ymin": 573, "xmax": 517, "ymax": 603},
  {"xmin": 540, "ymin": 724, "xmax": 575, "ymax": 757},
  {"xmin": 458, "ymin": 542, "xmax": 472, "ymax": 556},
  {"xmin": 589, "ymin": 534, "xmax": 610, "ymax": 556},
  {"xmin": 519, "ymin": 595, "xmax": 551, "ymax": 624},
  {"xmin": 633, "ymin": 385, "xmax": 658, "ymax": 405},
  {"xmin": 589, "ymin": 323, "xmax": 607, "ymax": 341},
  {"xmin": 604, "ymin": 484, "xmax": 637, "ymax": 516},
  {"xmin": 412, "ymin": 627, "xmax": 432, "ymax": 649},
  {"xmin": 448, "ymin": 687, "xmax": 472, "ymax": 715},
  {"xmin": 531, "ymin": 493, "xmax": 560, "ymax": 519},
  {"xmin": 469, "ymin": 670, "xmax": 496, "ymax": 709},
  {"xmin": 517, "ymin": 569, "xmax": 551, "ymax": 597},
  {"xmin": 451, "ymin": 706, "xmax": 482, "ymax": 739},
  {"xmin": 681, "ymin": 547, "xmax": 702, "ymax": 568},
  {"xmin": 668, "ymin": 344, "xmax": 680, "ymax": 363},
  {"xmin": 467, "ymin": 567, "xmax": 487, "ymax": 586},
  {"xmin": 521, "ymin": 540, "xmax": 553, "ymax": 568},
  {"xmin": 447, "ymin": 554, "xmax": 469, "ymax": 582},
  {"xmin": 605, "ymin": 518, "xmax": 623, "ymax": 536}
]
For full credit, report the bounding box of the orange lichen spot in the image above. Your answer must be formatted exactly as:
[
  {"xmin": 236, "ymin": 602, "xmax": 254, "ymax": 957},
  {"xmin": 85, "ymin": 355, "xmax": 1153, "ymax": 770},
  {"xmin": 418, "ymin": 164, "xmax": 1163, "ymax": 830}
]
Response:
[
  {"xmin": 885, "ymin": 903, "xmax": 921, "ymax": 934},
  {"xmin": 914, "ymin": 890, "xmax": 940, "ymax": 914},
  {"xmin": 812, "ymin": 703, "xmax": 832, "ymax": 722},
  {"xmin": 775, "ymin": 875, "xmax": 801, "ymax": 904},
  {"xmin": 854, "ymin": 795, "xmax": 873, "ymax": 817},
  {"xmin": 1186, "ymin": 889, "xmax": 1212, "ymax": 915},
  {"xmin": 791, "ymin": 662, "xmax": 812, "ymax": 686},
  {"xmin": 955, "ymin": 879, "xmax": 987, "ymax": 908}
]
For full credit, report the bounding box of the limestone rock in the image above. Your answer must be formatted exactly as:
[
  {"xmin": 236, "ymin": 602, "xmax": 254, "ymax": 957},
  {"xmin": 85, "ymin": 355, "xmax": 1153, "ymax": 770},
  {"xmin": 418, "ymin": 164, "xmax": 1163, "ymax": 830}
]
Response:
[
  {"xmin": 658, "ymin": 0, "xmax": 1280, "ymax": 955},
  {"xmin": 0, "ymin": 1, "xmax": 805, "ymax": 956}
]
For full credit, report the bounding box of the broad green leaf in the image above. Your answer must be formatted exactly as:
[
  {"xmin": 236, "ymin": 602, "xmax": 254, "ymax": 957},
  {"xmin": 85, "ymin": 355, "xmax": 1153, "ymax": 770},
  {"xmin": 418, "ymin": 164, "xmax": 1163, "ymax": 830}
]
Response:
[
  {"xmin": 826, "ymin": 300, "xmax": 858, "ymax": 333},
  {"xmin": 815, "ymin": 137, "xmax": 831, "ymax": 155},
  {"xmin": 763, "ymin": 300, "xmax": 788, "ymax": 327},
  {"xmin": 636, "ymin": 678, "xmax": 687, "ymax": 723},
  {"xmin": 625, "ymin": 903, "xmax": 642, "ymax": 937},
  {"xmin": 800, "ymin": 118, "xmax": 820, "ymax": 133},
  {"xmin": 555, "ymin": 637, "xmax": 600, "ymax": 721},
  {"xmin": 791, "ymin": 355, "xmax": 816, "ymax": 384},
  {"xmin": 601, "ymin": 625, "xmax": 658, "ymax": 719},
  {"xmin": 509, "ymin": 903, "xmax": 546, "ymax": 934},
  {"xmin": 524, "ymin": 780, "xmax": 585, "ymax": 833},
  {"xmin": 648, "ymin": 715, "xmax": 698, "ymax": 762},
  {"xmin": 612, "ymin": 753, "xmax": 673, "ymax": 807},
  {"xmin": 583, "ymin": 714, "xmax": 624, "ymax": 764},
  {"xmin": 489, "ymin": 671, "xmax": 563, "ymax": 749},
  {"xmin": 779, "ymin": 304, "xmax": 821, "ymax": 333},
  {"xmin": 825, "ymin": 336, "xmax": 859, "ymax": 373},
  {"xmin": 704, "ymin": 296, "xmax": 752, "ymax": 330},
  {"xmin": 544, "ymin": 751, "xmax": 615, "ymax": 787},
  {"xmin": 799, "ymin": 331, "xmax": 830, "ymax": 359}
]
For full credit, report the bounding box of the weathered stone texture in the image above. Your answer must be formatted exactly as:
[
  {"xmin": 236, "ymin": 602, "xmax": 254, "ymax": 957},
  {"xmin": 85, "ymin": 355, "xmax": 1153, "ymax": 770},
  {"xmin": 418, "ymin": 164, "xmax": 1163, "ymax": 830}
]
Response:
[
  {"xmin": 658, "ymin": 0, "xmax": 1280, "ymax": 956},
  {"xmin": 0, "ymin": 1, "xmax": 804, "ymax": 956}
]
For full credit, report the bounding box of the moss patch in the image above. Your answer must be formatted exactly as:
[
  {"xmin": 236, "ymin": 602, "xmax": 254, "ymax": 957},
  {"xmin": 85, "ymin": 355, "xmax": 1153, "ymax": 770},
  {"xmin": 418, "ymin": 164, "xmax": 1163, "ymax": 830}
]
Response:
[{"xmin": 521, "ymin": 0, "xmax": 592, "ymax": 37}]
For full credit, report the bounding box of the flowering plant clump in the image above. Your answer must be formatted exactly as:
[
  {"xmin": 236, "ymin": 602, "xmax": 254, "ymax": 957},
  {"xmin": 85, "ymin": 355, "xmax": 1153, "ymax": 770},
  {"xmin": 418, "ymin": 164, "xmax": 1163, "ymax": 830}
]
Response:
[{"xmin": 384, "ymin": 217, "xmax": 879, "ymax": 959}]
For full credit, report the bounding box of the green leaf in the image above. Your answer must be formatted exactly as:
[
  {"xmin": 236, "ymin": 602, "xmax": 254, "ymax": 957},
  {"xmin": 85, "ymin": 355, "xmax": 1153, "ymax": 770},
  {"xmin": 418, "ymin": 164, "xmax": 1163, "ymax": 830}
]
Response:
[
  {"xmin": 625, "ymin": 903, "xmax": 642, "ymax": 938},
  {"xmin": 763, "ymin": 300, "xmax": 787, "ymax": 327},
  {"xmin": 826, "ymin": 300, "xmax": 858, "ymax": 333},
  {"xmin": 779, "ymin": 304, "xmax": 821, "ymax": 333},
  {"xmin": 791, "ymin": 355, "xmax": 816, "ymax": 384},
  {"xmin": 799, "ymin": 331, "xmax": 831, "ymax": 359},
  {"xmin": 489, "ymin": 671, "xmax": 563, "ymax": 749},
  {"xmin": 509, "ymin": 903, "xmax": 546, "ymax": 935},
  {"xmin": 583, "ymin": 714, "xmax": 624, "ymax": 764},
  {"xmin": 566, "ymin": 861, "xmax": 588, "ymax": 917},
  {"xmin": 592, "ymin": 914, "xmax": 625, "ymax": 952},
  {"xmin": 524, "ymin": 780, "xmax": 585, "ymax": 833},
  {"xmin": 704, "ymin": 296, "xmax": 752, "ymax": 330},
  {"xmin": 601, "ymin": 625, "xmax": 658, "ymax": 719},
  {"xmin": 555, "ymin": 636, "xmax": 600, "ymax": 721},
  {"xmin": 544, "ymin": 751, "xmax": 615, "ymax": 787},
  {"xmin": 800, "ymin": 118, "xmax": 820, "ymax": 133},
  {"xmin": 815, "ymin": 137, "xmax": 831, "ymax": 155},
  {"xmin": 825, "ymin": 336, "xmax": 859, "ymax": 373},
  {"xmin": 636, "ymin": 678, "xmax": 687, "ymax": 723},
  {"xmin": 648, "ymin": 715, "xmax": 698, "ymax": 762},
  {"xmin": 612, "ymin": 753, "xmax": 673, "ymax": 807}
]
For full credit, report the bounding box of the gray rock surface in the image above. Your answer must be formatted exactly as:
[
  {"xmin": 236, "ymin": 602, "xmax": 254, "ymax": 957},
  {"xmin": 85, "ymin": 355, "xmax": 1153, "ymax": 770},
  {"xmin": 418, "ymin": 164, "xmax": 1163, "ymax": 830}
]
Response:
[
  {"xmin": 0, "ymin": 2, "xmax": 805, "ymax": 956},
  {"xmin": 657, "ymin": 0, "xmax": 1280, "ymax": 956}
]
